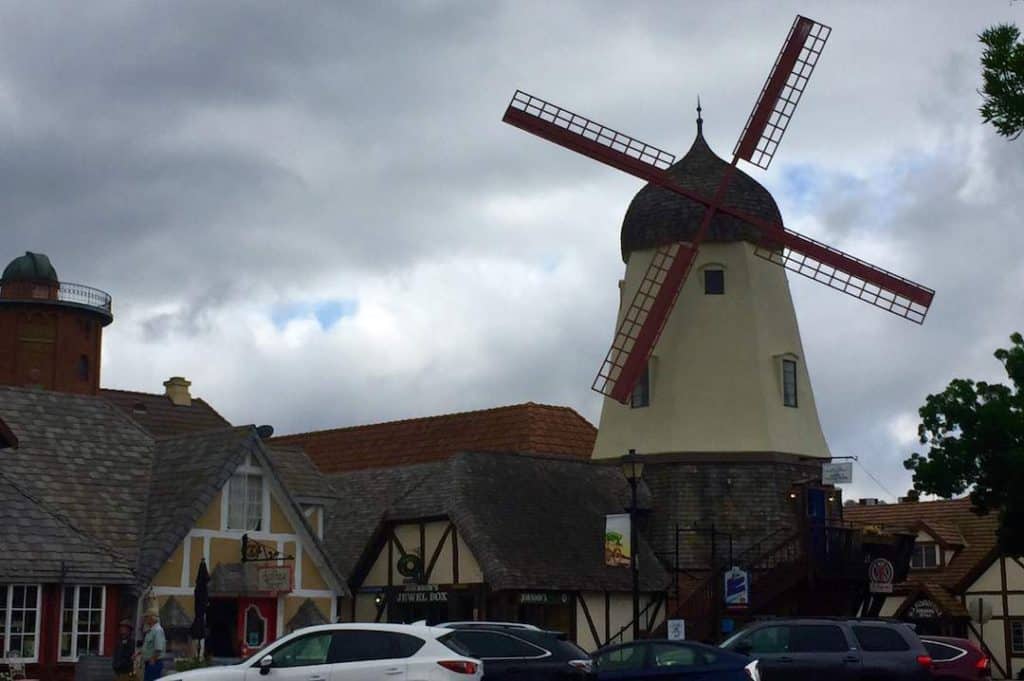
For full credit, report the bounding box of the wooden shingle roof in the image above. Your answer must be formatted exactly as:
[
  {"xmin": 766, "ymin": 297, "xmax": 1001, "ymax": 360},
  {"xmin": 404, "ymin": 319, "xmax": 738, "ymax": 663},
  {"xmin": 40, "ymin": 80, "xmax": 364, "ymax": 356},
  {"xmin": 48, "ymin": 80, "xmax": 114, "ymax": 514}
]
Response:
[
  {"xmin": 844, "ymin": 498, "xmax": 999, "ymax": 592},
  {"xmin": 272, "ymin": 402, "xmax": 596, "ymax": 473}
]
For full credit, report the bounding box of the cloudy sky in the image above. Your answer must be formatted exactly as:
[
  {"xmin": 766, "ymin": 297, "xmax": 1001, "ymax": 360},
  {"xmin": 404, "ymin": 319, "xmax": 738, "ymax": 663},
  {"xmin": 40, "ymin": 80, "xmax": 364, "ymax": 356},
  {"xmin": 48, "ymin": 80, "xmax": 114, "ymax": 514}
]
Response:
[{"xmin": 2, "ymin": 1, "xmax": 1021, "ymax": 501}]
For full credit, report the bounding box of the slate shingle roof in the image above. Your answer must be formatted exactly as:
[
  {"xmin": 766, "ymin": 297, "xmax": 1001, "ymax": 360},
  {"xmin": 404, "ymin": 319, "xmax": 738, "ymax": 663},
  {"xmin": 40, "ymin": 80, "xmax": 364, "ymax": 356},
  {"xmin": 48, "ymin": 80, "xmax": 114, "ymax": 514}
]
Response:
[
  {"xmin": 101, "ymin": 388, "xmax": 231, "ymax": 437},
  {"xmin": 0, "ymin": 471, "xmax": 134, "ymax": 583},
  {"xmin": 136, "ymin": 427, "xmax": 257, "ymax": 584},
  {"xmin": 0, "ymin": 386, "xmax": 344, "ymax": 591},
  {"xmin": 620, "ymin": 129, "xmax": 783, "ymax": 261},
  {"xmin": 844, "ymin": 498, "xmax": 999, "ymax": 592},
  {"xmin": 0, "ymin": 386, "xmax": 154, "ymax": 567},
  {"xmin": 272, "ymin": 403, "xmax": 597, "ymax": 473},
  {"xmin": 326, "ymin": 451, "xmax": 665, "ymax": 592},
  {"xmin": 266, "ymin": 445, "xmax": 338, "ymax": 501}
]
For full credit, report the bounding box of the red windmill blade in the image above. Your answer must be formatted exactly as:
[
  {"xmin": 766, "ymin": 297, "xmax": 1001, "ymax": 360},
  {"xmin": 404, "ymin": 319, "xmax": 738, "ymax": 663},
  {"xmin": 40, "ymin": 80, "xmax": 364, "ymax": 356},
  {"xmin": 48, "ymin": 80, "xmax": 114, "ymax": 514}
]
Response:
[{"xmin": 502, "ymin": 15, "xmax": 935, "ymax": 403}]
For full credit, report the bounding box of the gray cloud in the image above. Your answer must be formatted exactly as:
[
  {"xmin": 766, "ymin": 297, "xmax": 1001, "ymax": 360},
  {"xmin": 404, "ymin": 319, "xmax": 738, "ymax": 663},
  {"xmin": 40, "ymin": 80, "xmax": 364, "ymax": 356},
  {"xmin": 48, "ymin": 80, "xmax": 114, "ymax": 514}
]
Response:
[{"xmin": 1, "ymin": 0, "xmax": 1022, "ymax": 503}]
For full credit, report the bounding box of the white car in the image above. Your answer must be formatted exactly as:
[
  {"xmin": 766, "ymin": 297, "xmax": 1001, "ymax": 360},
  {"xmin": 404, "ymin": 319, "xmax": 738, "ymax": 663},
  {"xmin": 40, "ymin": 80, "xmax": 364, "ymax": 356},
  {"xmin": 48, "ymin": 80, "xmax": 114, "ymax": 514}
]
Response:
[{"xmin": 166, "ymin": 623, "xmax": 483, "ymax": 681}]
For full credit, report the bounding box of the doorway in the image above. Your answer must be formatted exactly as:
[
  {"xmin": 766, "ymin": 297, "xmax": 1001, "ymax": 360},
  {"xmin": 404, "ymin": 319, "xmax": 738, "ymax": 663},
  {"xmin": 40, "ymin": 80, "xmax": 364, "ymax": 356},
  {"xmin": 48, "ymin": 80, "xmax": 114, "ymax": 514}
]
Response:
[{"xmin": 207, "ymin": 598, "xmax": 239, "ymax": 658}]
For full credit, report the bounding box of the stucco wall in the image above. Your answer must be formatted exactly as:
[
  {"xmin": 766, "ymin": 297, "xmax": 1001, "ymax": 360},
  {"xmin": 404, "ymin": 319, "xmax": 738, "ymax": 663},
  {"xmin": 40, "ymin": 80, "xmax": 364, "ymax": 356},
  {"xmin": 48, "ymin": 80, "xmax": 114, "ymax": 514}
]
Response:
[{"xmin": 592, "ymin": 241, "xmax": 830, "ymax": 459}]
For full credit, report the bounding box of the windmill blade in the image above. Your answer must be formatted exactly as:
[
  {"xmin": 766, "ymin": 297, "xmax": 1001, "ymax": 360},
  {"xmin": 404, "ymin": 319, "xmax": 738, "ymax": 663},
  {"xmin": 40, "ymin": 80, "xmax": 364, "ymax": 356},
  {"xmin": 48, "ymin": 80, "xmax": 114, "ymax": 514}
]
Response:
[
  {"xmin": 593, "ymin": 242, "xmax": 698, "ymax": 402},
  {"xmin": 734, "ymin": 15, "xmax": 831, "ymax": 170},
  {"xmin": 503, "ymin": 91, "xmax": 676, "ymax": 184},
  {"xmin": 755, "ymin": 227, "xmax": 935, "ymax": 324}
]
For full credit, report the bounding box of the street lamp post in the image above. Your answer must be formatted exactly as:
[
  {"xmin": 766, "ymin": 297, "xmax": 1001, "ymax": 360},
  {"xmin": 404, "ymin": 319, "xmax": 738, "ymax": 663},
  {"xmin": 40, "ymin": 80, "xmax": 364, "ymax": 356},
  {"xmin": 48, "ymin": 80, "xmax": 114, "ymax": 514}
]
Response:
[{"xmin": 620, "ymin": 449, "xmax": 644, "ymax": 641}]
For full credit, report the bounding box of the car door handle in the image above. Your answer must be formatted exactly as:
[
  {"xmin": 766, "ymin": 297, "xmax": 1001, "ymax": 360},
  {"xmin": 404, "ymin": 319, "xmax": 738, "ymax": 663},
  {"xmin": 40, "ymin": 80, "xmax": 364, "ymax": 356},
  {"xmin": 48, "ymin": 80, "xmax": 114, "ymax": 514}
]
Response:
[
  {"xmin": 385, "ymin": 668, "xmax": 404, "ymax": 676},
  {"xmin": 844, "ymin": 655, "xmax": 859, "ymax": 663},
  {"xmin": 309, "ymin": 676, "xmax": 327, "ymax": 681}
]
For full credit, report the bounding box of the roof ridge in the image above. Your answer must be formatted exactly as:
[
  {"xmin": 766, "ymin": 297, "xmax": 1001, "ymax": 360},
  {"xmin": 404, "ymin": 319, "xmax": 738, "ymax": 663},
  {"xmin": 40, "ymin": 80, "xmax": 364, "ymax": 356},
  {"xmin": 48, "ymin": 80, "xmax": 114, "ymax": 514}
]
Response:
[
  {"xmin": 153, "ymin": 424, "xmax": 254, "ymax": 443},
  {"xmin": 0, "ymin": 469, "xmax": 131, "ymax": 566},
  {"xmin": 272, "ymin": 402, "xmax": 579, "ymax": 440}
]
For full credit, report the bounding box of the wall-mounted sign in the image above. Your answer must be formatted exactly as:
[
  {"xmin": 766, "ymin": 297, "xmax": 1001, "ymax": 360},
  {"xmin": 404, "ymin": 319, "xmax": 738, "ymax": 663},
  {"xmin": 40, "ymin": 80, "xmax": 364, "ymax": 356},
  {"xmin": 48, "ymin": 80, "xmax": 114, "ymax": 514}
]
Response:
[
  {"xmin": 906, "ymin": 599, "xmax": 940, "ymax": 619},
  {"xmin": 667, "ymin": 619, "xmax": 686, "ymax": 640},
  {"xmin": 822, "ymin": 462, "xmax": 853, "ymax": 485},
  {"xmin": 605, "ymin": 514, "xmax": 631, "ymax": 567},
  {"xmin": 256, "ymin": 565, "xmax": 294, "ymax": 593},
  {"xmin": 869, "ymin": 558, "xmax": 894, "ymax": 593},
  {"xmin": 395, "ymin": 584, "xmax": 448, "ymax": 603},
  {"xmin": 397, "ymin": 553, "xmax": 423, "ymax": 579},
  {"xmin": 241, "ymin": 534, "xmax": 294, "ymax": 563},
  {"xmin": 519, "ymin": 592, "xmax": 571, "ymax": 606},
  {"xmin": 724, "ymin": 567, "xmax": 750, "ymax": 607}
]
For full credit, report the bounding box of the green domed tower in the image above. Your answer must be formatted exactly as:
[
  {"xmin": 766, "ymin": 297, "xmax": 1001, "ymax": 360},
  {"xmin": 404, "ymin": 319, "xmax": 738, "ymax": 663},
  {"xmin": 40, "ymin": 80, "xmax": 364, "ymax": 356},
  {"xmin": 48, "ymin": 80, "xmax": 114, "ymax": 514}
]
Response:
[{"xmin": 0, "ymin": 251, "xmax": 113, "ymax": 395}]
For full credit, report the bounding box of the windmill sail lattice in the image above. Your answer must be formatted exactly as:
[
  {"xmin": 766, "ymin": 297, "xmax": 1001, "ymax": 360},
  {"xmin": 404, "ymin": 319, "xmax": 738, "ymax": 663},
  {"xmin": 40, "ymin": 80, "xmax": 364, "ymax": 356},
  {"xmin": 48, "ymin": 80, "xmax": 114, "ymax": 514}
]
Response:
[
  {"xmin": 735, "ymin": 16, "xmax": 831, "ymax": 170},
  {"xmin": 503, "ymin": 15, "xmax": 935, "ymax": 403}
]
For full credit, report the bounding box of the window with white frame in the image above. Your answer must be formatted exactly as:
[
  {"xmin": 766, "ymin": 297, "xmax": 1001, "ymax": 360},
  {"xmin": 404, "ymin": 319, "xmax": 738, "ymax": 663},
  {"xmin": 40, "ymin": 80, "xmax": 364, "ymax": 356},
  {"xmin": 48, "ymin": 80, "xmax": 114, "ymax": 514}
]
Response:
[
  {"xmin": 60, "ymin": 585, "xmax": 105, "ymax": 660},
  {"xmin": 1, "ymin": 585, "xmax": 41, "ymax": 661},
  {"xmin": 910, "ymin": 543, "xmax": 940, "ymax": 569},
  {"xmin": 228, "ymin": 473, "xmax": 264, "ymax": 531}
]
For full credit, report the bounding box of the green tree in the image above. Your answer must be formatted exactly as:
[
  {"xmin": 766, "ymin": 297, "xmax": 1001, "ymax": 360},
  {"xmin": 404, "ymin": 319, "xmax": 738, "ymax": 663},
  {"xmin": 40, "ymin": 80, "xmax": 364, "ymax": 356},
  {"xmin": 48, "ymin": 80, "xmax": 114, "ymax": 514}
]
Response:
[
  {"xmin": 904, "ymin": 333, "xmax": 1024, "ymax": 554},
  {"xmin": 979, "ymin": 23, "xmax": 1024, "ymax": 140}
]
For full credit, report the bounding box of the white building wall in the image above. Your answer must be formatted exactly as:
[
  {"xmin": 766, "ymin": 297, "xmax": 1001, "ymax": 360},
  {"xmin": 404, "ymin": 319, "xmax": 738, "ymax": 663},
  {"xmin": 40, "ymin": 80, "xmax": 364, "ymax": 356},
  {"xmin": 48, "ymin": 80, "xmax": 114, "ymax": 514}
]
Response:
[{"xmin": 593, "ymin": 242, "xmax": 830, "ymax": 459}]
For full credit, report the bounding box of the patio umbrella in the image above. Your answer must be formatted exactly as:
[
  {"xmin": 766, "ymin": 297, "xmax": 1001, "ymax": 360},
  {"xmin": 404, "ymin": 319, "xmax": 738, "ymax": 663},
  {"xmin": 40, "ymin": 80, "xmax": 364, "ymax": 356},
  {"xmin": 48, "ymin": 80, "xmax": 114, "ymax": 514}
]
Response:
[{"xmin": 189, "ymin": 558, "xmax": 210, "ymax": 648}]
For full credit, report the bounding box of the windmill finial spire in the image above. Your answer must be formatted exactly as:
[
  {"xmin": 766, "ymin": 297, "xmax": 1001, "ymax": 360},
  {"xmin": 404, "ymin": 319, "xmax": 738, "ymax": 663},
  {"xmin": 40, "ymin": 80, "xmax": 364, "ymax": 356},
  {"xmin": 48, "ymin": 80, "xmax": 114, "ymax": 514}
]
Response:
[{"xmin": 696, "ymin": 96, "xmax": 703, "ymax": 135}]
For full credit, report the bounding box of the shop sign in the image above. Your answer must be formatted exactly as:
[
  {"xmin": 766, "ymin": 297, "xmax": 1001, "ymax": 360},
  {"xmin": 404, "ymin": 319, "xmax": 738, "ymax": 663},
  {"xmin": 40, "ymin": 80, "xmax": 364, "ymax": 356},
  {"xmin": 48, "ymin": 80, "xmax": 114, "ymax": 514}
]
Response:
[
  {"xmin": 605, "ymin": 514, "xmax": 631, "ymax": 567},
  {"xmin": 518, "ymin": 592, "xmax": 571, "ymax": 606},
  {"xmin": 906, "ymin": 599, "xmax": 940, "ymax": 619},
  {"xmin": 256, "ymin": 565, "xmax": 294, "ymax": 593},
  {"xmin": 667, "ymin": 619, "xmax": 686, "ymax": 640},
  {"xmin": 395, "ymin": 584, "xmax": 448, "ymax": 603},
  {"xmin": 869, "ymin": 558, "xmax": 894, "ymax": 593},
  {"xmin": 822, "ymin": 462, "xmax": 853, "ymax": 485},
  {"xmin": 724, "ymin": 566, "xmax": 750, "ymax": 607}
]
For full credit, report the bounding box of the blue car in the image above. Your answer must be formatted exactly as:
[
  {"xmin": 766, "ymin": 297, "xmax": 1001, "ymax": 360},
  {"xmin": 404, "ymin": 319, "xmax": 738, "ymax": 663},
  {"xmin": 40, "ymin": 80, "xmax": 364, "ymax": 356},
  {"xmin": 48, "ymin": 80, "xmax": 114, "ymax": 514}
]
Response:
[{"xmin": 594, "ymin": 640, "xmax": 760, "ymax": 681}]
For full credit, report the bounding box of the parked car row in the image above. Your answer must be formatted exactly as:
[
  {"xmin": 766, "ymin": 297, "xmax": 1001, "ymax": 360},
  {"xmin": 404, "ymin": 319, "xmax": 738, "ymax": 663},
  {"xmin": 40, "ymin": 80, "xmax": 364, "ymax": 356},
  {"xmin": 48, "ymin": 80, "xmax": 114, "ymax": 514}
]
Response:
[{"xmin": 162, "ymin": 618, "xmax": 991, "ymax": 681}]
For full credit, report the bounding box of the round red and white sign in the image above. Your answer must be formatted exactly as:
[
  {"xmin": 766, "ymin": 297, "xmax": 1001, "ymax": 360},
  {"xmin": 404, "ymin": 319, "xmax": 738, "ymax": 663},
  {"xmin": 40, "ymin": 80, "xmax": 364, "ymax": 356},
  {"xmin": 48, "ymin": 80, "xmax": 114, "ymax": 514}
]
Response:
[{"xmin": 869, "ymin": 557, "xmax": 894, "ymax": 584}]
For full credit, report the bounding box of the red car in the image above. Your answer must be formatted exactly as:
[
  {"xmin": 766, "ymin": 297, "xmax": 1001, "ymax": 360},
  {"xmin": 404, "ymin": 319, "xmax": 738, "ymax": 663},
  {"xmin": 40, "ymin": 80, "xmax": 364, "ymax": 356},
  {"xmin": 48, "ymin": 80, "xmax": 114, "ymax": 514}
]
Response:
[{"xmin": 920, "ymin": 636, "xmax": 991, "ymax": 681}]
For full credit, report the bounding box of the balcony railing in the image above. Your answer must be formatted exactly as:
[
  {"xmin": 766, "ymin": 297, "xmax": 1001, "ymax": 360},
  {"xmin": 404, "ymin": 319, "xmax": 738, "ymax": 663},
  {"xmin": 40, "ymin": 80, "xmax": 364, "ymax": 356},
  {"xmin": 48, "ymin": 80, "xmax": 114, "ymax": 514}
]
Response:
[{"xmin": 0, "ymin": 280, "xmax": 112, "ymax": 316}]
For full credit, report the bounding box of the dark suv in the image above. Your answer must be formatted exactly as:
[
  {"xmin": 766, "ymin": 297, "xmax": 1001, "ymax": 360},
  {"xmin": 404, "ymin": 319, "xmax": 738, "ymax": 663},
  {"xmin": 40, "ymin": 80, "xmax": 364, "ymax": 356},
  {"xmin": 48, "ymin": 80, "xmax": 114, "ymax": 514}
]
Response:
[
  {"xmin": 720, "ymin": 618, "xmax": 932, "ymax": 681},
  {"xmin": 439, "ymin": 623, "xmax": 593, "ymax": 681}
]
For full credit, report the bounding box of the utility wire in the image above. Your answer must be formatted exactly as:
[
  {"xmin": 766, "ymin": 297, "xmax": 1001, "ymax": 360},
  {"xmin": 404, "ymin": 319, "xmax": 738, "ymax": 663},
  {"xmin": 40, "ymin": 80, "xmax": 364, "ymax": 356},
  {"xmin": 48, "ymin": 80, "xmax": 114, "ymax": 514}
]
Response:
[{"xmin": 855, "ymin": 459, "xmax": 899, "ymax": 501}]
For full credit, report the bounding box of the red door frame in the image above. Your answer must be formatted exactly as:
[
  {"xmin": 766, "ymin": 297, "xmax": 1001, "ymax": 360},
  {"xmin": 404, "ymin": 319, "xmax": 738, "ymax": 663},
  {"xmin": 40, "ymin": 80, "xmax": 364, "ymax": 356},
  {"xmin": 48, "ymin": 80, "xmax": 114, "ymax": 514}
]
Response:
[{"xmin": 238, "ymin": 597, "xmax": 277, "ymax": 658}]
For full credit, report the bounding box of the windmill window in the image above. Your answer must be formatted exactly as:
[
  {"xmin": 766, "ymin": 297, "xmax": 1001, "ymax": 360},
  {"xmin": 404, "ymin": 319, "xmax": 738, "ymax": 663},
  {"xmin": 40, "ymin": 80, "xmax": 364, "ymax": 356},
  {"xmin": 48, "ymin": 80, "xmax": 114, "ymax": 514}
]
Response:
[
  {"xmin": 630, "ymin": 365, "xmax": 650, "ymax": 409},
  {"xmin": 704, "ymin": 269, "xmax": 725, "ymax": 295},
  {"xmin": 782, "ymin": 359, "xmax": 798, "ymax": 407}
]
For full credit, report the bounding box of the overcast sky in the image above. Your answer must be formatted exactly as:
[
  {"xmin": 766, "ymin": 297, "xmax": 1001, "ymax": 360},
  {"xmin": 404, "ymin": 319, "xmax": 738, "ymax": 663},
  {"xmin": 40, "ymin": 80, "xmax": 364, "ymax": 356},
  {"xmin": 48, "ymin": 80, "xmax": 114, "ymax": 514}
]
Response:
[{"xmin": 2, "ymin": 1, "xmax": 1021, "ymax": 501}]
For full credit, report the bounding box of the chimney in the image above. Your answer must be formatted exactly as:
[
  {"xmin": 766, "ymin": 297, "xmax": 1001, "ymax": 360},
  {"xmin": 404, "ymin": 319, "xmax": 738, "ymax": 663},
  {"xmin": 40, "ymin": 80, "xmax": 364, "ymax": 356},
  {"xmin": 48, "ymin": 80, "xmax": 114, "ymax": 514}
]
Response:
[{"xmin": 163, "ymin": 376, "xmax": 192, "ymax": 407}]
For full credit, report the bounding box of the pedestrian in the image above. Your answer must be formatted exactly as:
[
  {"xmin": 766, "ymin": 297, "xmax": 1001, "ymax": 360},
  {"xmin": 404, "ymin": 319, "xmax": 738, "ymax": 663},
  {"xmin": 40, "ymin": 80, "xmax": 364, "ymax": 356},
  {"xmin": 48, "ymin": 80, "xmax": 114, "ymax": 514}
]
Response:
[
  {"xmin": 141, "ymin": 607, "xmax": 166, "ymax": 681},
  {"xmin": 112, "ymin": 619, "xmax": 135, "ymax": 681}
]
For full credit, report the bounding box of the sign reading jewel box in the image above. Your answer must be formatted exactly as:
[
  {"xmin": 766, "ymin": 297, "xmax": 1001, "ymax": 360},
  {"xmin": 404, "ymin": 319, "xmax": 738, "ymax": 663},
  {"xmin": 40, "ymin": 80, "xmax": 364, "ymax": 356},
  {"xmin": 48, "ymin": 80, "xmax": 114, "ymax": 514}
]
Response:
[{"xmin": 395, "ymin": 585, "xmax": 448, "ymax": 603}]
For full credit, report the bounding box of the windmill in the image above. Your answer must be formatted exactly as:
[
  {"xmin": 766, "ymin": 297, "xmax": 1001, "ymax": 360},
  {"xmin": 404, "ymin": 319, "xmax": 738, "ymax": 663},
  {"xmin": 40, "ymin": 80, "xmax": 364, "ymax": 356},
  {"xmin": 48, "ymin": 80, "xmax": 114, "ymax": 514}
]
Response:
[{"xmin": 502, "ymin": 16, "xmax": 934, "ymax": 407}]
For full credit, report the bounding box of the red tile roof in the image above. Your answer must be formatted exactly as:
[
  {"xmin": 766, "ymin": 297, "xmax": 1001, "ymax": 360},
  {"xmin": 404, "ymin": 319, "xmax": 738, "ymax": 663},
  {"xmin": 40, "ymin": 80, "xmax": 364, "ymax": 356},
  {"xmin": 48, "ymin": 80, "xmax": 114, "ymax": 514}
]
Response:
[
  {"xmin": 271, "ymin": 402, "xmax": 597, "ymax": 473},
  {"xmin": 844, "ymin": 498, "xmax": 999, "ymax": 593}
]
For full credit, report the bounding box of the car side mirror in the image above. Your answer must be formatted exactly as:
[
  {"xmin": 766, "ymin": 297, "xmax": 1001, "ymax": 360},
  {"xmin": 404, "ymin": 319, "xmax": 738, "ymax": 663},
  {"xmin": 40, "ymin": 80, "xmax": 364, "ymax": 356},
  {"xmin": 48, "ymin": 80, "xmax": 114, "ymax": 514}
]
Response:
[{"xmin": 259, "ymin": 655, "xmax": 273, "ymax": 675}]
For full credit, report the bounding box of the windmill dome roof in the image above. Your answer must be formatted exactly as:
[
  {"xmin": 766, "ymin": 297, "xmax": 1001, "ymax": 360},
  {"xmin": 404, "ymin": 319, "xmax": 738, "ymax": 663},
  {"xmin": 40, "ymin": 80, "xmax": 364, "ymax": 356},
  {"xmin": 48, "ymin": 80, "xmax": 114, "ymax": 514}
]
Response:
[
  {"xmin": 1, "ymin": 252, "xmax": 58, "ymax": 283},
  {"xmin": 620, "ymin": 126, "xmax": 782, "ymax": 262}
]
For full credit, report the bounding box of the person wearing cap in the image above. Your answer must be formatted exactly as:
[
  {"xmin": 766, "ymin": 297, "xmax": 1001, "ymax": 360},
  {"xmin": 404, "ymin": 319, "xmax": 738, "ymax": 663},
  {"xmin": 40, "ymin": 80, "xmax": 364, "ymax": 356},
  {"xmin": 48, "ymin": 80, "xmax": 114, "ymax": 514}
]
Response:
[
  {"xmin": 112, "ymin": 618, "xmax": 135, "ymax": 680},
  {"xmin": 141, "ymin": 608, "xmax": 166, "ymax": 681}
]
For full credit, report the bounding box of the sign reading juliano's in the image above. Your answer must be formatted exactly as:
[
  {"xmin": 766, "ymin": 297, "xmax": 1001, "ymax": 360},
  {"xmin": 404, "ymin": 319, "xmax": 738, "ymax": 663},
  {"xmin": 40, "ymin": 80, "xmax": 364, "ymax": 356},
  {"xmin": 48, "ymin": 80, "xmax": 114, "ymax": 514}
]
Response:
[
  {"xmin": 518, "ymin": 592, "xmax": 571, "ymax": 606},
  {"xmin": 395, "ymin": 584, "xmax": 448, "ymax": 604}
]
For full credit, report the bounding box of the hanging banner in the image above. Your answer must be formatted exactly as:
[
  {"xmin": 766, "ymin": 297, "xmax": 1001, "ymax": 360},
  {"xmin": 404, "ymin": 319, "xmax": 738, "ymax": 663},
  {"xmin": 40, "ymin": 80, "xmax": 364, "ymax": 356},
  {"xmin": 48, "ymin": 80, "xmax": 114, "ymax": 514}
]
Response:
[
  {"xmin": 724, "ymin": 566, "xmax": 750, "ymax": 607},
  {"xmin": 822, "ymin": 462, "xmax": 853, "ymax": 485},
  {"xmin": 605, "ymin": 514, "xmax": 631, "ymax": 567}
]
